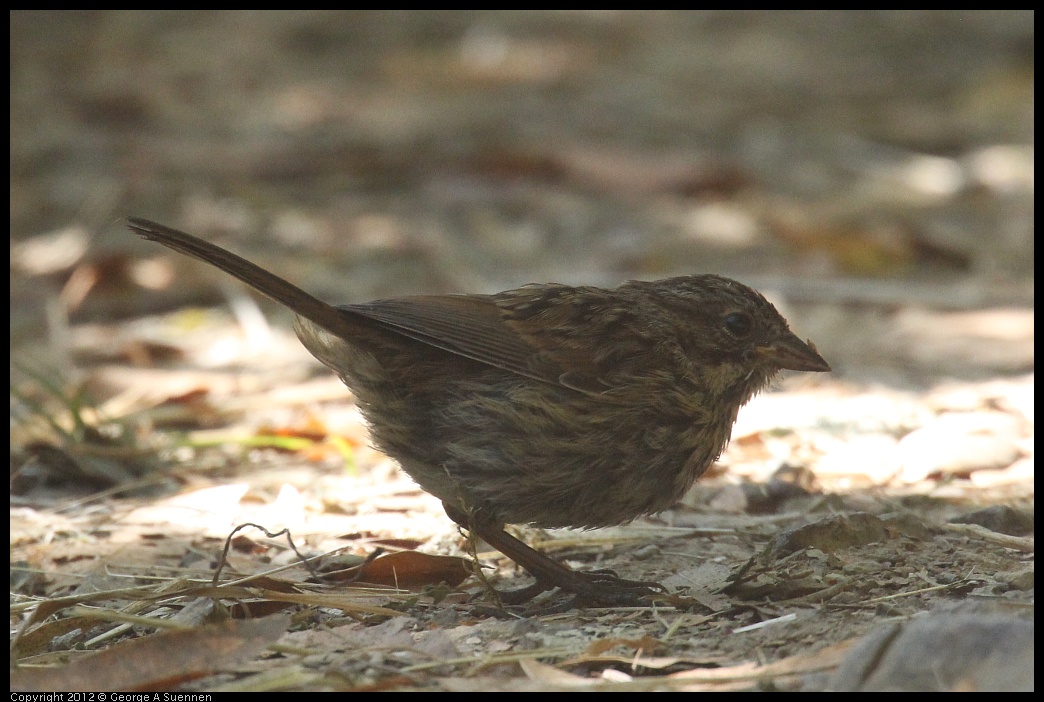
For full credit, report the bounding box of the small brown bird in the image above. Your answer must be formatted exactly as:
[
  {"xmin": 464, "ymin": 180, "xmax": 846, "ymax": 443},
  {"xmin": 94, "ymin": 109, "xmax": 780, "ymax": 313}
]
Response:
[{"xmin": 128, "ymin": 218, "xmax": 830, "ymax": 604}]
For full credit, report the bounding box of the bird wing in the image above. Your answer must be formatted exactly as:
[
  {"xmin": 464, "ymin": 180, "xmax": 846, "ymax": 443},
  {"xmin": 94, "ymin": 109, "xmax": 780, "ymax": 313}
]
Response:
[
  {"xmin": 345, "ymin": 287, "xmax": 658, "ymax": 396},
  {"xmin": 344, "ymin": 294, "xmax": 570, "ymax": 387}
]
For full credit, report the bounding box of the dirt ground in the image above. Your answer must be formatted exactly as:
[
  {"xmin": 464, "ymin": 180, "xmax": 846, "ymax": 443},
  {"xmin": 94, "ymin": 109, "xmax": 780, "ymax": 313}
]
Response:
[{"xmin": 10, "ymin": 12, "xmax": 1033, "ymax": 691}]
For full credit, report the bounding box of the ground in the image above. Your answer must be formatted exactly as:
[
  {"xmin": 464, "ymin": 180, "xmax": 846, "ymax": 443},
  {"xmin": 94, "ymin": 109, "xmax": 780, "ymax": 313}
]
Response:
[{"xmin": 10, "ymin": 11, "xmax": 1033, "ymax": 691}]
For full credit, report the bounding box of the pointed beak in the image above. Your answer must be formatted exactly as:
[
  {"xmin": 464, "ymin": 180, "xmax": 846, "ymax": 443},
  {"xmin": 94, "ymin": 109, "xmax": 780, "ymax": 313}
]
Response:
[{"xmin": 757, "ymin": 332, "xmax": 831, "ymax": 372}]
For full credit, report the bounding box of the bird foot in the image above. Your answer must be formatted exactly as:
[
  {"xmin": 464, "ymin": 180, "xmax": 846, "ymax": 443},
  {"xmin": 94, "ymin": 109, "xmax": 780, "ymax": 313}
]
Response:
[{"xmin": 491, "ymin": 568, "xmax": 667, "ymax": 608}]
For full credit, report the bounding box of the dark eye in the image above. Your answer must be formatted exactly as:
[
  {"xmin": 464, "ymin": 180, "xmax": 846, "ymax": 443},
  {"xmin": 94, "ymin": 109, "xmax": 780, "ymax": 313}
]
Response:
[{"xmin": 723, "ymin": 312, "xmax": 753, "ymax": 337}]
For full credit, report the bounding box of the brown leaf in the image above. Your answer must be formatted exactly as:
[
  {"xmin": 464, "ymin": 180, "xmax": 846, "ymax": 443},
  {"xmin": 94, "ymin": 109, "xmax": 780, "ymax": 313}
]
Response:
[
  {"xmin": 325, "ymin": 550, "xmax": 472, "ymax": 589},
  {"xmin": 11, "ymin": 613, "xmax": 289, "ymax": 692}
]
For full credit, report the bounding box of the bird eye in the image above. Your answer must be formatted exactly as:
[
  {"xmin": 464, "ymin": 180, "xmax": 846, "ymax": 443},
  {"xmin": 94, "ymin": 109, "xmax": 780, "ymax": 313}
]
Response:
[{"xmin": 723, "ymin": 312, "xmax": 753, "ymax": 337}]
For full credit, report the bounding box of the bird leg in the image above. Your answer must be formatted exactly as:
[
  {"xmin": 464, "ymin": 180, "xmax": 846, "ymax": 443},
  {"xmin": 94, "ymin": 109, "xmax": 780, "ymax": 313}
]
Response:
[{"xmin": 445, "ymin": 505, "xmax": 666, "ymax": 606}]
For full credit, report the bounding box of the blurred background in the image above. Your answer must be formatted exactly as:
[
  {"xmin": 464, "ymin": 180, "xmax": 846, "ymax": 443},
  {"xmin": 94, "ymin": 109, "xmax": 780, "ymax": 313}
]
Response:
[
  {"xmin": 9, "ymin": 14, "xmax": 1034, "ymax": 688},
  {"xmin": 11, "ymin": 10, "xmax": 1034, "ymax": 386}
]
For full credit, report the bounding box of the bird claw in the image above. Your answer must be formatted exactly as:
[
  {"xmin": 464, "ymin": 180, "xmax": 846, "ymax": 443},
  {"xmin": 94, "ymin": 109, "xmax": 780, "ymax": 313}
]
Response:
[
  {"xmin": 487, "ymin": 568, "xmax": 668, "ymax": 609},
  {"xmin": 564, "ymin": 570, "xmax": 668, "ymax": 607}
]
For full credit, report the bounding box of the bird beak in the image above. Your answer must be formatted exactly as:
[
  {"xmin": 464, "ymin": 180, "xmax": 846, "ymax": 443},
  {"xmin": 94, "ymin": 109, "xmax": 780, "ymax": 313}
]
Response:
[{"xmin": 757, "ymin": 333, "xmax": 831, "ymax": 372}]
